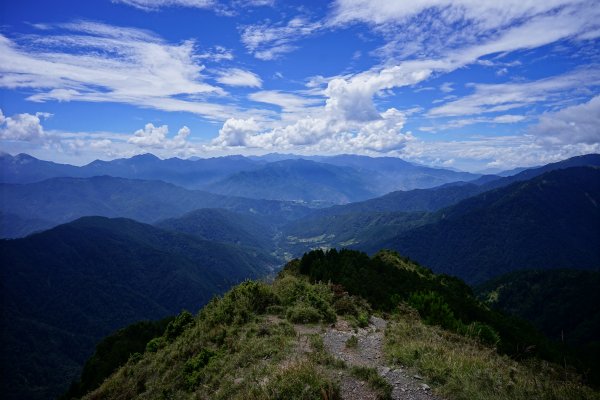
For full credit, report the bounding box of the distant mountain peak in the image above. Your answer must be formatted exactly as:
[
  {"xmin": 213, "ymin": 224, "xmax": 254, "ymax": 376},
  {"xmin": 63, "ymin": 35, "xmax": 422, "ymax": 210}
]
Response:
[{"xmin": 130, "ymin": 153, "xmax": 160, "ymax": 161}]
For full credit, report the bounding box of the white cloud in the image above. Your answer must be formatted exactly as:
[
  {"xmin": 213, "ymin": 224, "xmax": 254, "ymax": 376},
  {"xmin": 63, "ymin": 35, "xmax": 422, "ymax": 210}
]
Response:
[
  {"xmin": 330, "ymin": 0, "xmax": 586, "ymax": 28},
  {"xmin": 398, "ymin": 134, "xmax": 600, "ymax": 171},
  {"xmin": 214, "ymin": 2, "xmax": 599, "ymax": 158},
  {"xmin": 248, "ymin": 91, "xmax": 322, "ymax": 112},
  {"xmin": 212, "ymin": 117, "xmax": 261, "ymax": 147},
  {"xmin": 0, "ymin": 21, "xmax": 249, "ymax": 120},
  {"xmin": 210, "ymin": 107, "xmax": 412, "ymax": 154},
  {"xmin": 419, "ymin": 114, "xmax": 526, "ymax": 132},
  {"xmin": 530, "ymin": 95, "xmax": 600, "ymax": 145},
  {"xmin": 429, "ymin": 68, "xmax": 600, "ymax": 117},
  {"xmin": 240, "ymin": 17, "xmax": 323, "ymax": 60},
  {"xmin": 113, "ymin": 0, "xmax": 273, "ymax": 13},
  {"xmin": 112, "ymin": 0, "xmax": 216, "ymax": 12},
  {"xmin": 0, "ymin": 109, "xmax": 49, "ymax": 141},
  {"xmin": 197, "ymin": 45, "xmax": 234, "ymax": 62},
  {"xmin": 216, "ymin": 68, "xmax": 262, "ymax": 88},
  {"xmin": 128, "ymin": 123, "xmax": 191, "ymax": 148},
  {"xmin": 440, "ymin": 82, "xmax": 454, "ymax": 93}
]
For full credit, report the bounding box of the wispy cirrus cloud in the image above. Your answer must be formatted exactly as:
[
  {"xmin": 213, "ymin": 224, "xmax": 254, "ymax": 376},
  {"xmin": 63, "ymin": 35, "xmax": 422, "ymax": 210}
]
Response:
[
  {"xmin": 213, "ymin": 0, "xmax": 599, "ymax": 160},
  {"xmin": 248, "ymin": 90, "xmax": 323, "ymax": 113},
  {"xmin": 240, "ymin": 17, "xmax": 324, "ymax": 60},
  {"xmin": 0, "ymin": 21, "xmax": 267, "ymax": 120},
  {"xmin": 112, "ymin": 0, "xmax": 274, "ymax": 13},
  {"xmin": 428, "ymin": 68, "xmax": 600, "ymax": 117},
  {"xmin": 112, "ymin": 0, "xmax": 215, "ymax": 11},
  {"xmin": 216, "ymin": 68, "xmax": 262, "ymax": 88}
]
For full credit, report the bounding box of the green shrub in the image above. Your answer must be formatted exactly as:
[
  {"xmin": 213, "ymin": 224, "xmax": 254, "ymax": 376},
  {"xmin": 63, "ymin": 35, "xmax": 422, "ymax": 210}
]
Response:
[
  {"xmin": 357, "ymin": 312, "xmax": 370, "ymax": 328},
  {"xmin": 346, "ymin": 335, "xmax": 358, "ymax": 349},
  {"xmin": 409, "ymin": 291, "xmax": 460, "ymax": 331},
  {"xmin": 165, "ymin": 310, "xmax": 194, "ymax": 342},
  {"xmin": 286, "ymin": 303, "xmax": 322, "ymax": 324},
  {"xmin": 184, "ymin": 348, "xmax": 217, "ymax": 390},
  {"xmin": 201, "ymin": 281, "xmax": 277, "ymax": 328},
  {"xmin": 463, "ymin": 322, "xmax": 501, "ymax": 347},
  {"xmin": 350, "ymin": 366, "xmax": 392, "ymax": 400},
  {"xmin": 333, "ymin": 295, "xmax": 357, "ymax": 315},
  {"xmin": 262, "ymin": 361, "xmax": 340, "ymax": 400},
  {"xmin": 145, "ymin": 337, "xmax": 165, "ymax": 353}
]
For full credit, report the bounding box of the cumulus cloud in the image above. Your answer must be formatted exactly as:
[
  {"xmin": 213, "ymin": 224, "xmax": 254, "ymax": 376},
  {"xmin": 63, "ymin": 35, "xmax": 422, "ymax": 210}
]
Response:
[
  {"xmin": 0, "ymin": 109, "xmax": 50, "ymax": 141},
  {"xmin": 216, "ymin": 68, "xmax": 262, "ymax": 88},
  {"xmin": 212, "ymin": 118, "xmax": 262, "ymax": 147},
  {"xmin": 128, "ymin": 123, "xmax": 192, "ymax": 149},
  {"xmin": 530, "ymin": 96, "xmax": 600, "ymax": 145},
  {"xmin": 211, "ymin": 106, "xmax": 412, "ymax": 154}
]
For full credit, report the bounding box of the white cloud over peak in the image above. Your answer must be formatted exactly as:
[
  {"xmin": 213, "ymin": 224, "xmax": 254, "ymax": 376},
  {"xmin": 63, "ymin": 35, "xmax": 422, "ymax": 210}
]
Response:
[
  {"xmin": 128, "ymin": 123, "xmax": 191, "ymax": 149},
  {"xmin": 0, "ymin": 109, "xmax": 49, "ymax": 141},
  {"xmin": 210, "ymin": 106, "xmax": 412, "ymax": 154},
  {"xmin": 216, "ymin": 68, "xmax": 263, "ymax": 88}
]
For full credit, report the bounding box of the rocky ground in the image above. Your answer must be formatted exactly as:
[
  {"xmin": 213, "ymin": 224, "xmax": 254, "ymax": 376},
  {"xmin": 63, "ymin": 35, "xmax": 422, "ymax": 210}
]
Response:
[{"xmin": 292, "ymin": 315, "xmax": 442, "ymax": 400}]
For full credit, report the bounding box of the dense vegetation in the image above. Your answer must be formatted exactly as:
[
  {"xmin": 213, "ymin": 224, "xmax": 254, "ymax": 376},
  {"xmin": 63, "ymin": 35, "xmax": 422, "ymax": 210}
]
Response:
[
  {"xmin": 205, "ymin": 159, "xmax": 379, "ymax": 205},
  {"xmin": 370, "ymin": 167, "xmax": 600, "ymax": 283},
  {"xmin": 477, "ymin": 269, "xmax": 600, "ymax": 384},
  {"xmin": 0, "ymin": 217, "xmax": 276, "ymax": 400},
  {"xmin": 156, "ymin": 208, "xmax": 276, "ymax": 250},
  {"xmin": 61, "ymin": 318, "xmax": 173, "ymax": 399},
  {"xmin": 0, "ymin": 175, "xmax": 311, "ymax": 237},
  {"xmin": 281, "ymin": 210, "xmax": 433, "ymax": 255},
  {"xmin": 77, "ymin": 250, "xmax": 598, "ymax": 400},
  {"xmin": 296, "ymin": 249, "xmax": 562, "ymax": 361},
  {"xmin": 2, "ymin": 154, "xmax": 599, "ymax": 399}
]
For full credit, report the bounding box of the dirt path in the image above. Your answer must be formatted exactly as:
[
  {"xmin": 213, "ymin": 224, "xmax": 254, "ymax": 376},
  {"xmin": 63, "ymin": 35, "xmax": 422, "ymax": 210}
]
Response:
[{"xmin": 322, "ymin": 316, "xmax": 442, "ymax": 400}]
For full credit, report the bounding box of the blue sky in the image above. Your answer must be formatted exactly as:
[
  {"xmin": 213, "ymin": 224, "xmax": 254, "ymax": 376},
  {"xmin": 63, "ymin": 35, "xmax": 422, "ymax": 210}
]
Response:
[{"xmin": 0, "ymin": 0, "xmax": 599, "ymax": 171}]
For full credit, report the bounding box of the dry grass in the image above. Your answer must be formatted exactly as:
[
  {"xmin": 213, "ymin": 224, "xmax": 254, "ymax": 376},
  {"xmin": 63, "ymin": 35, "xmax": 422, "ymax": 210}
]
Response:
[{"xmin": 384, "ymin": 307, "xmax": 599, "ymax": 400}]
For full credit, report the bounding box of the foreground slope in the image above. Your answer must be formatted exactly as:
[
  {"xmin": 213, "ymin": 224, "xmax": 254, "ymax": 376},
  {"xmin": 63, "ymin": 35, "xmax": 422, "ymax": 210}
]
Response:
[
  {"xmin": 477, "ymin": 269, "xmax": 600, "ymax": 384},
  {"xmin": 81, "ymin": 250, "xmax": 598, "ymax": 400},
  {"xmin": 0, "ymin": 217, "xmax": 276, "ymax": 400},
  {"xmin": 370, "ymin": 167, "xmax": 600, "ymax": 283}
]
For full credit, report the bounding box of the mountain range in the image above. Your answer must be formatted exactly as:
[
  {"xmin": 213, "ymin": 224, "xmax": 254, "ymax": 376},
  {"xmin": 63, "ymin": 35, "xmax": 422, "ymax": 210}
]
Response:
[
  {"xmin": 0, "ymin": 216, "xmax": 277, "ymax": 400},
  {"xmin": 370, "ymin": 166, "xmax": 600, "ymax": 283},
  {"xmin": 0, "ymin": 152, "xmax": 481, "ymax": 205},
  {"xmin": 1, "ymin": 152, "xmax": 599, "ymax": 399}
]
